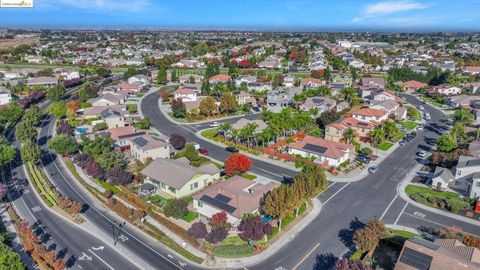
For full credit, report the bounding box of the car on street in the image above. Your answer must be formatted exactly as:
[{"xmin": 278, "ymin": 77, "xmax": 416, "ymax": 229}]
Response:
[
  {"xmin": 18, "ymin": 178, "xmax": 29, "ymax": 187},
  {"xmin": 368, "ymin": 166, "xmax": 378, "ymax": 174},
  {"xmin": 418, "ymin": 105, "xmax": 425, "ymax": 111},
  {"xmin": 198, "ymin": 148, "xmax": 209, "ymax": 155},
  {"xmin": 399, "ymin": 140, "xmax": 407, "ymax": 146},
  {"xmin": 209, "ymin": 121, "xmax": 219, "ymax": 128},
  {"xmin": 225, "ymin": 146, "xmax": 239, "ymax": 153},
  {"xmin": 417, "ymin": 125, "xmax": 424, "ymax": 131},
  {"xmin": 355, "ymin": 155, "xmax": 371, "ymax": 164},
  {"xmin": 417, "ymin": 150, "xmax": 428, "ymax": 157}
]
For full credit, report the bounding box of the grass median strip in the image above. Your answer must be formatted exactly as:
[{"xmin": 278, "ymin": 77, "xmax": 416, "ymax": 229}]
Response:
[{"xmin": 27, "ymin": 162, "xmax": 58, "ymax": 207}]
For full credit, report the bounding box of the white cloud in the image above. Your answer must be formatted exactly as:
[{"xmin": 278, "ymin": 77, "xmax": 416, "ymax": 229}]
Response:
[{"xmin": 365, "ymin": 1, "xmax": 427, "ymax": 16}]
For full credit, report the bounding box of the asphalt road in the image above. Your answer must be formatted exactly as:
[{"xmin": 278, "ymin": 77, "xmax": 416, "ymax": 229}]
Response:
[{"xmin": 142, "ymin": 91, "xmax": 480, "ymax": 270}]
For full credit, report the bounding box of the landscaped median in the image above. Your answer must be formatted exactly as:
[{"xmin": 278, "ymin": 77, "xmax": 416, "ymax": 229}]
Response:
[{"xmin": 201, "ymin": 128, "xmax": 263, "ymax": 156}]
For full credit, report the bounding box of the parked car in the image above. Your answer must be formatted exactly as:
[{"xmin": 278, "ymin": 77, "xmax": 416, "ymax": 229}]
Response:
[
  {"xmin": 356, "ymin": 155, "xmax": 371, "ymax": 164},
  {"xmin": 417, "ymin": 150, "xmax": 428, "ymax": 157},
  {"xmin": 418, "ymin": 105, "xmax": 425, "ymax": 111},
  {"xmin": 399, "ymin": 140, "xmax": 407, "ymax": 146},
  {"xmin": 225, "ymin": 146, "xmax": 239, "ymax": 153},
  {"xmin": 198, "ymin": 148, "xmax": 209, "ymax": 155},
  {"xmin": 209, "ymin": 121, "xmax": 219, "ymax": 128},
  {"xmin": 417, "ymin": 125, "xmax": 424, "ymax": 131},
  {"xmin": 18, "ymin": 178, "xmax": 28, "ymax": 187},
  {"xmin": 368, "ymin": 166, "xmax": 378, "ymax": 174}
]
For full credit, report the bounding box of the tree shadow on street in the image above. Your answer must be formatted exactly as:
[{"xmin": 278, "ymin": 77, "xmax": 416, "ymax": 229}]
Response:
[
  {"xmin": 338, "ymin": 217, "xmax": 365, "ymax": 249},
  {"xmin": 312, "ymin": 253, "xmax": 337, "ymax": 270}
]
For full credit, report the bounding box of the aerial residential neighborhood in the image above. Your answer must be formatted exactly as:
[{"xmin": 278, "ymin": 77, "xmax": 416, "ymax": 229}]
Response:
[{"xmin": 0, "ymin": 1, "xmax": 480, "ymax": 270}]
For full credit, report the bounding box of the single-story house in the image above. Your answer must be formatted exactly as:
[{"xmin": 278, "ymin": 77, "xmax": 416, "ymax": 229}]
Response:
[
  {"xmin": 351, "ymin": 107, "xmax": 389, "ymax": 123},
  {"xmin": 141, "ymin": 157, "xmax": 220, "ymax": 198},
  {"xmin": 192, "ymin": 176, "xmax": 279, "ymax": 225},
  {"xmin": 26, "ymin": 76, "xmax": 58, "ymax": 88},
  {"xmin": 287, "ymin": 135, "xmax": 355, "ymax": 166},
  {"xmin": 232, "ymin": 118, "xmax": 267, "ymax": 134},
  {"xmin": 174, "ymin": 88, "xmax": 197, "ymax": 102},
  {"xmin": 208, "ymin": 74, "xmax": 231, "ymax": 84}
]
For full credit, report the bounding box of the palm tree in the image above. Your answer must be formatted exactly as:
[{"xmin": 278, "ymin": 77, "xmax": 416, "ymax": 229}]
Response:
[
  {"xmin": 341, "ymin": 87, "xmax": 357, "ymax": 105},
  {"xmin": 381, "ymin": 121, "xmax": 399, "ymax": 141},
  {"xmin": 453, "ymin": 107, "xmax": 474, "ymax": 125},
  {"xmin": 231, "ymin": 128, "xmax": 240, "ymax": 144},
  {"xmin": 219, "ymin": 122, "xmax": 232, "ymax": 141},
  {"xmin": 368, "ymin": 128, "xmax": 385, "ymax": 148},
  {"xmin": 245, "ymin": 122, "xmax": 259, "ymax": 147},
  {"xmin": 450, "ymin": 123, "xmax": 466, "ymax": 141},
  {"xmin": 343, "ymin": 128, "xmax": 356, "ymax": 144}
]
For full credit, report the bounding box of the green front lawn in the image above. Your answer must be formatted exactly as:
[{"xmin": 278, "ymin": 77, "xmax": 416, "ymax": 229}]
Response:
[
  {"xmin": 242, "ymin": 173, "xmax": 257, "ymax": 180},
  {"xmin": 201, "ymin": 128, "xmax": 219, "ymax": 140},
  {"xmin": 182, "ymin": 212, "xmax": 199, "ymax": 223},
  {"xmin": 405, "ymin": 185, "xmax": 459, "ymax": 200},
  {"xmin": 391, "ymin": 229, "xmax": 418, "ymax": 239},
  {"xmin": 400, "ymin": 121, "xmax": 418, "ymax": 130},
  {"xmin": 406, "ymin": 105, "xmax": 421, "ymax": 121},
  {"xmin": 212, "ymin": 244, "xmax": 253, "ymax": 258},
  {"xmin": 378, "ymin": 142, "xmax": 394, "ymax": 151}
]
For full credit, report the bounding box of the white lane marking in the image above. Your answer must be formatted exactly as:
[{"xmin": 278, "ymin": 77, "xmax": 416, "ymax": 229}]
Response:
[
  {"xmin": 379, "ymin": 193, "xmax": 399, "ymax": 220},
  {"xmin": 414, "ymin": 211, "xmax": 426, "ymax": 218},
  {"xmin": 292, "ymin": 242, "xmax": 320, "ymax": 270},
  {"xmin": 92, "ymin": 246, "xmax": 105, "ymax": 251},
  {"xmin": 40, "ymin": 116, "xmax": 183, "ymax": 270},
  {"xmin": 403, "ymin": 212, "xmax": 480, "ymax": 238},
  {"xmin": 78, "ymin": 252, "xmax": 92, "ymax": 261},
  {"xmin": 394, "ymin": 202, "xmax": 409, "ymax": 225},
  {"xmin": 323, "ymin": 182, "xmax": 351, "ymax": 205},
  {"xmin": 31, "ymin": 206, "xmax": 42, "ymax": 212},
  {"xmin": 88, "ymin": 249, "xmax": 115, "ymax": 270}
]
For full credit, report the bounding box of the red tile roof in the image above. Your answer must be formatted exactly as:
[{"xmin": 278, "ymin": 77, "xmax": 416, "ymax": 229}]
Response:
[
  {"xmin": 352, "ymin": 107, "xmax": 388, "ymax": 118},
  {"xmin": 288, "ymin": 135, "xmax": 354, "ymax": 159},
  {"xmin": 208, "ymin": 74, "xmax": 231, "ymax": 82}
]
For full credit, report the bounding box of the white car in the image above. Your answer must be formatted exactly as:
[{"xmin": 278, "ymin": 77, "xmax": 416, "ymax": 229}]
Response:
[
  {"xmin": 418, "ymin": 105, "xmax": 425, "ymax": 111},
  {"xmin": 209, "ymin": 122, "xmax": 219, "ymax": 128},
  {"xmin": 417, "ymin": 150, "xmax": 428, "ymax": 157},
  {"xmin": 417, "ymin": 125, "xmax": 424, "ymax": 131}
]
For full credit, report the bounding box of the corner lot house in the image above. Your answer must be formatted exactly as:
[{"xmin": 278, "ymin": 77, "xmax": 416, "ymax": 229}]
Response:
[
  {"xmin": 395, "ymin": 237, "xmax": 480, "ymax": 270},
  {"xmin": 192, "ymin": 176, "xmax": 279, "ymax": 225},
  {"xmin": 431, "ymin": 155, "xmax": 480, "ymax": 198},
  {"xmin": 287, "ymin": 135, "xmax": 355, "ymax": 166},
  {"xmin": 141, "ymin": 158, "xmax": 220, "ymax": 198},
  {"xmin": 174, "ymin": 88, "xmax": 197, "ymax": 102}
]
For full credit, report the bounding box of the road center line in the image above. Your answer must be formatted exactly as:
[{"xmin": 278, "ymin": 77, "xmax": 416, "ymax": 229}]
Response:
[
  {"xmin": 394, "ymin": 202, "xmax": 408, "ymax": 225},
  {"xmin": 379, "ymin": 193, "xmax": 399, "ymax": 220},
  {"xmin": 292, "ymin": 242, "xmax": 320, "ymax": 270},
  {"xmin": 88, "ymin": 249, "xmax": 115, "ymax": 270},
  {"xmin": 323, "ymin": 182, "xmax": 350, "ymax": 205}
]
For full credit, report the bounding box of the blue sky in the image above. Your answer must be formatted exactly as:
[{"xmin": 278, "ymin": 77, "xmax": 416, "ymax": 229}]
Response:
[{"xmin": 0, "ymin": 0, "xmax": 478, "ymax": 30}]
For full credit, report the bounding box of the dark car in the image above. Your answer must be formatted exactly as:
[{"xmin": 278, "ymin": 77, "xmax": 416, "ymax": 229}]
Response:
[
  {"xmin": 356, "ymin": 155, "xmax": 371, "ymax": 164},
  {"xmin": 225, "ymin": 146, "xmax": 239, "ymax": 153},
  {"xmin": 198, "ymin": 148, "xmax": 209, "ymax": 155},
  {"xmin": 18, "ymin": 178, "xmax": 29, "ymax": 187}
]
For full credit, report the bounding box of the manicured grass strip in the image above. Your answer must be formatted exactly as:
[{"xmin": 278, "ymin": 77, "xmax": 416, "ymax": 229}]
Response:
[
  {"xmin": 400, "ymin": 121, "xmax": 418, "ymax": 130},
  {"xmin": 378, "ymin": 142, "xmax": 394, "ymax": 151},
  {"xmin": 391, "ymin": 229, "xmax": 418, "ymax": 239},
  {"xmin": 406, "ymin": 105, "xmax": 421, "ymax": 121},
  {"xmin": 33, "ymin": 166, "xmax": 58, "ymax": 201},
  {"xmin": 405, "ymin": 184, "xmax": 459, "ymax": 199},
  {"xmin": 182, "ymin": 212, "xmax": 199, "ymax": 223},
  {"xmin": 242, "ymin": 173, "xmax": 257, "ymax": 180},
  {"xmin": 200, "ymin": 128, "xmax": 218, "ymax": 139},
  {"xmin": 212, "ymin": 244, "xmax": 253, "ymax": 258},
  {"xmin": 27, "ymin": 162, "xmax": 57, "ymax": 207},
  {"xmin": 143, "ymin": 221, "xmax": 203, "ymax": 264}
]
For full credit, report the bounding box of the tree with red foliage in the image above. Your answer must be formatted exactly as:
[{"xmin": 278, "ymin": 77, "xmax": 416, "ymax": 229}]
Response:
[
  {"xmin": 206, "ymin": 228, "xmax": 228, "ymax": 244},
  {"xmin": 187, "ymin": 221, "xmax": 208, "ymax": 239},
  {"xmin": 106, "ymin": 167, "xmax": 132, "ymax": 186},
  {"xmin": 335, "ymin": 258, "xmax": 372, "ymax": 270},
  {"xmin": 239, "ymin": 59, "xmax": 250, "ymax": 68},
  {"xmin": 225, "ymin": 153, "xmax": 252, "ymax": 176},
  {"xmin": 289, "ymin": 51, "xmax": 298, "ymax": 60},
  {"xmin": 208, "ymin": 211, "xmax": 230, "ymax": 230},
  {"xmin": 52, "ymin": 259, "xmax": 66, "ymax": 270},
  {"xmin": 73, "ymin": 153, "xmax": 94, "ymax": 169},
  {"xmin": 85, "ymin": 161, "xmax": 104, "ymax": 179},
  {"xmin": 169, "ymin": 134, "xmax": 186, "ymax": 150},
  {"xmin": 238, "ymin": 215, "xmax": 273, "ymax": 241}
]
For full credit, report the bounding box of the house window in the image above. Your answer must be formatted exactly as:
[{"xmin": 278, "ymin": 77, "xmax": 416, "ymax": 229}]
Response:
[
  {"xmin": 168, "ymin": 187, "xmax": 176, "ymax": 194},
  {"xmin": 476, "ymin": 182, "xmax": 480, "ymax": 188},
  {"xmin": 457, "ymin": 170, "xmax": 462, "ymax": 176},
  {"xmin": 198, "ymin": 201, "xmax": 203, "ymax": 207},
  {"xmin": 190, "ymin": 182, "xmax": 198, "ymax": 190},
  {"xmin": 160, "ymin": 183, "xmax": 166, "ymax": 189},
  {"xmin": 455, "ymin": 181, "xmax": 461, "ymax": 186}
]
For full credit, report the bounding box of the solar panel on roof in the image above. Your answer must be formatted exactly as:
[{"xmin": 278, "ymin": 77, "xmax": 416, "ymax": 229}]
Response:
[
  {"xmin": 466, "ymin": 159, "xmax": 480, "ymax": 167},
  {"xmin": 357, "ymin": 122, "xmax": 369, "ymax": 126},
  {"xmin": 200, "ymin": 195, "xmax": 236, "ymax": 214},
  {"xmin": 118, "ymin": 132, "xmax": 146, "ymax": 139},
  {"xmin": 133, "ymin": 137, "xmax": 148, "ymax": 147},
  {"xmin": 303, "ymin": 143, "xmax": 327, "ymax": 154},
  {"xmin": 215, "ymin": 194, "xmax": 231, "ymax": 203},
  {"xmin": 410, "ymin": 238, "xmax": 440, "ymax": 250},
  {"xmin": 399, "ymin": 247, "xmax": 433, "ymax": 270}
]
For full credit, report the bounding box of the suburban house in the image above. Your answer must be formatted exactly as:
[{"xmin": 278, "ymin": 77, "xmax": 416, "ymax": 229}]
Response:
[
  {"xmin": 468, "ymin": 141, "xmax": 480, "ymax": 157},
  {"xmin": 237, "ymin": 91, "xmax": 257, "ymax": 106},
  {"xmin": 100, "ymin": 107, "xmax": 128, "ymax": 129},
  {"xmin": 351, "ymin": 107, "xmax": 389, "ymax": 123},
  {"xmin": 370, "ymin": 100, "xmax": 407, "ymax": 120},
  {"xmin": 192, "ymin": 176, "xmax": 279, "ymax": 225},
  {"xmin": 433, "ymin": 84, "xmax": 462, "ymax": 96},
  {"xmin": 394, "ymin": 237, "xmax": 480, "ymax": 270},
  {"xmin": 446, "ymin": 95, "xmax": 480, "ymax": 108},
  {"xmin": 89, "ymin": 92, "xmax": 127, "ymax": 106},
  {"xmin": 80, "ymin": 105, "xmax": 127, "ymax": 120},
  {"xmin": 232, "ymin": 118, "xmax": 267, "ymax": 134},
  {"xmin": 116, "ymin": 83, "xmax": 143, "ymax": 93},
  {"xmin": 299, "ymin": 77, "xmax": 325, "ymax": 88},
  {"xmin": 100, "ymin": 126, "xmax": 146, "ymax": 150},
  {"xmin": 431, "ymin": 155, "xmax": 480, "ymax": 198},
  {"xmin": 325, "ymin": 117, "xmax": 376, "ymax": 142},
  {"xmin": 0, "ymin": 87, "xmax": 12, "ymax": 105},
  {"xmin": 287, "ymin": 135, "xmax": 355, "ymax": 166},
  {"xmin": 398, "ymin": 80, "xmax": 428, "ymax": 93},
  {"xmin": 360, "ymin": 77, "xmax": 385, "ymax": 89},
  {"xmin": 266, "ymin": 90, "xmax": 293, "ymax": 113},
  {"xmin": 208, "ymin": 74, "xmax": 231, "ymax": 84},
  {"xmin": 26, "ymin": 76, "xmax": 58, "ymax": 88},
  {"xmin": 283, "ymin": 75, "xmax": 295, "ymax": 87},
  {"xmin": 179, "ymin": 74, "xmax": 203, "ymax": 84},
  {"xmin": 129, "ymin": 135, "xmax": 170, "ymax": 163},
  {"xmin": 299, "ymin": 97, "xmax": 336, "ymax": 114},
  {"xmin": 141, "ymin": 157, "xmax": 220, "ymax": 198},
  {"xmin": 462, "ymin": 66, "xmax": 480, "ymax": 75},
  {"xmin": 174, "ymin": 88, "xmax": 197, "ymax": 102},
  {"xmin": 127, "ymin": 74, "xmax": 149, "ymax": 87},
  {"xmin": 234, "ymin": 75, "xmax": 256, "ymax": 86},
  {"xmin": 464, "ymin": 82, "xmax": 480, "ymax": 94}
]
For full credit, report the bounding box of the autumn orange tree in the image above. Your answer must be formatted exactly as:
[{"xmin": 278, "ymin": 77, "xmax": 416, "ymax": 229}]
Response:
[{"xmin": 225, "ymin": 153, "xmax": 252, "ymax": 176}]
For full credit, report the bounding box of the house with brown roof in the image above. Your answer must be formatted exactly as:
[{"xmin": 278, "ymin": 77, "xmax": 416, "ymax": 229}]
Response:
[
  {"xmin": 395, "ymin": 237, "xmax": 480, "ymax": 270},
  {"xmin": 351, "ymin": 107, "xmax": 389, "ymax": 123},
  {"xmin": 325, "ymin": 117, "xmax": 376, "ymax": 142},
  {"xmin": 141, "ymin": 158, "xmax": 220, "ymax": 198},
  {"xmin": 174, "ymin": 88, "xmax": 197, "ymax": 102},
  {"xmin": 398, "ymin": 80, "xmax": 428, "ymax": 93},
  {"xmin": 208, "ymin": 74, "xmax": 231, "ymax": 84},
  {"xmin": 192, "ymin": 176, "xmax": 279, "ymax": 225},
  {"xmin": 287, "ymin": 135, "xmax": 355, "ymax": 166},
  {"xmin": 26, "ymin": 76, "xmax": 58, "ymax": 88},
  {"xmin": 462, "ymin": 66, "xmax": 480, "ymax": 75},
  {"xmin": 360, "ymin": 77, "xmax": 385, "ymax": 89},
  {"xmin": 299, "ymin": 77, "xmax": 325, "ymax": 88}
]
